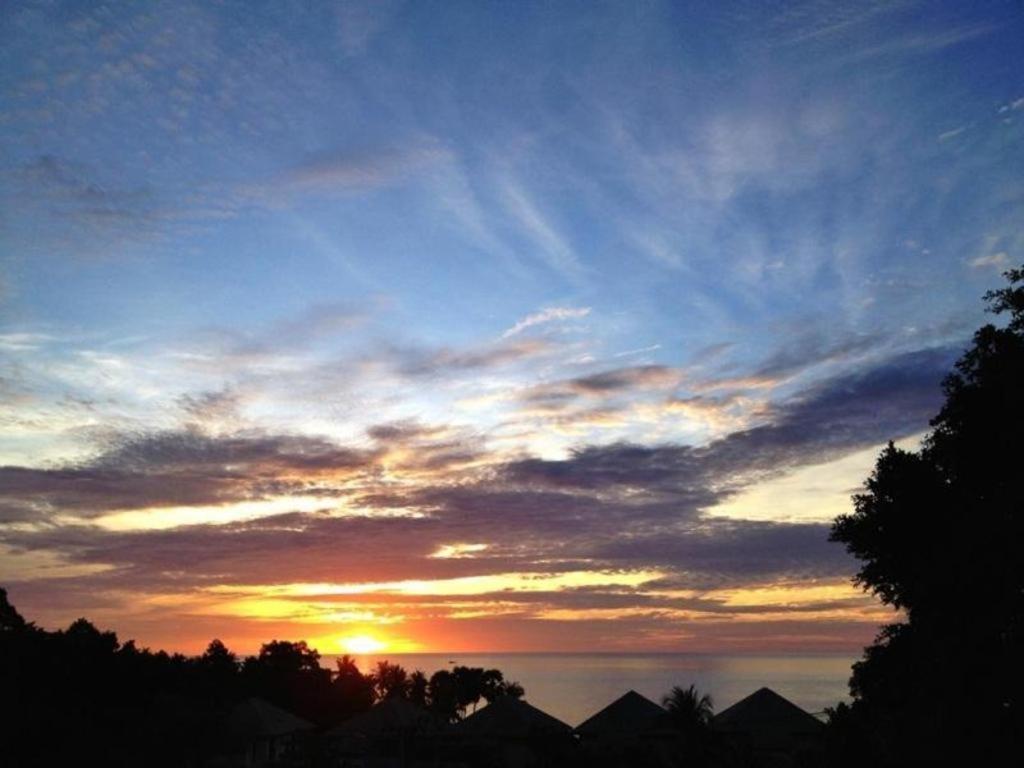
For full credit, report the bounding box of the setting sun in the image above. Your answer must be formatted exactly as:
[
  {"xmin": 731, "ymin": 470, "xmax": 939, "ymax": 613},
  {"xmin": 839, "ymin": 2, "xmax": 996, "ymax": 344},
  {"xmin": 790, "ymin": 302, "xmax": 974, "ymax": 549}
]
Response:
[{"xmin": 341, "ymin": 635, "xmax": 386, "ymax": 654}]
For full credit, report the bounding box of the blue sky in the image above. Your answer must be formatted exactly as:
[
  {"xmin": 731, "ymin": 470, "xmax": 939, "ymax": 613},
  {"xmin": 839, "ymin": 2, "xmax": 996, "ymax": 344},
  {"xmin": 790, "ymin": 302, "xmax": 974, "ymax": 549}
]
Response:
[{"xmin": 0, "ymin": 0, "xmax": 1021, "ymax": 653}]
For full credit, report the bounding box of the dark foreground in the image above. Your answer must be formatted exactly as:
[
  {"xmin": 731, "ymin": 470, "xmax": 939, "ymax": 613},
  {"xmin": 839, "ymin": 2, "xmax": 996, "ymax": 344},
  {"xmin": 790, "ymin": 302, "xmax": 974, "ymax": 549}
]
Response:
[{"xmin": 2, "ymin": 589, "xmax": 825, "ymax": 768}]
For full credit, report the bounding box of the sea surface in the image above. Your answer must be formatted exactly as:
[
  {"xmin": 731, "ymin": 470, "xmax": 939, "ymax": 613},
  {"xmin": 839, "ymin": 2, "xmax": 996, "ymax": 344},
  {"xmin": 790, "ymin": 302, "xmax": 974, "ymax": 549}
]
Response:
[{"xmin": 324, "ymin": 653, "xmax": 855, "ymax": 726}]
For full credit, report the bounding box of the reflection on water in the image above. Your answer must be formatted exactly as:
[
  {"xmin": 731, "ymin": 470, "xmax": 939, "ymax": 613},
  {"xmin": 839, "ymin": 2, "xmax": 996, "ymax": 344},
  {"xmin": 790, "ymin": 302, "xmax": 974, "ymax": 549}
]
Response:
[{"xmin": 324, "ymin": 653, "xmax": 854, "ymax": 725}]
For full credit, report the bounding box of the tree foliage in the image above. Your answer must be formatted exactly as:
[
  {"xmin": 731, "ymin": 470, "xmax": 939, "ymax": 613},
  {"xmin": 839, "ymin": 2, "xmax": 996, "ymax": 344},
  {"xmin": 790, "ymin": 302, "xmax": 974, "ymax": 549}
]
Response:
[
  {"xmin": 829, "ymin": 267, "xmax": 1024, "ymax": 765},
  {"xmin": 0, "ymin": 589, "xmax": 525, "ymax": 766},
  {"xmin": 660, "ymin": 684, "xmax": 716, "ymax": 768},
  {"xmin": 662, "ymin": 683, "xmax": 714, "ymax": 731}
]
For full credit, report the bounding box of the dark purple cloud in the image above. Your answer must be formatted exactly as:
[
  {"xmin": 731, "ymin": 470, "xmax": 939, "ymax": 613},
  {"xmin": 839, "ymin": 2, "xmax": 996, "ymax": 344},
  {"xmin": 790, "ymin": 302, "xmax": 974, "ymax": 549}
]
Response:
[
  {"xmin": 564, "ymin": 364, "xmax": 679, "ymax": 394},
  {"xmin": 0, "ymin": 429, "xmax": 379, "ymax": 518},
  {"xmin": 747, "ymin": 328, "xmax": 887, "ymax": 380},
  {"xmin": 518, "ymin": 364, "xmax": 679, "ymax": 409},
  {"xmin": 508, "ymin": 345, "xmax": 957, "ymax": 492},
  {"xmin": 0, "ymin": 344, "xmax": 959, "ymax": 600},
  {"xmin": 598, "ymin": 520, "xmax": 850, "ymax": 588}
]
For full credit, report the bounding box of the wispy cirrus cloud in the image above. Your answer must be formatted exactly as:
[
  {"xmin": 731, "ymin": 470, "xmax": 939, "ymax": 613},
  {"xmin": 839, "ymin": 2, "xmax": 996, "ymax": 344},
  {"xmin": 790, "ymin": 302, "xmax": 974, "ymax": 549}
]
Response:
[
  {"xmin": 268, "ymin": 142, "xmax": 449, "ymax": 196},
  {"xmin": 498, "ymin": 177, "xmax": 586, "ymax": 283},
  {"xmin": 175, "ymin": 299, "xmax": 373, "ymax": 372},
  {"xmin": 502, "ymin": 306, "xmax": 591, "ymax": 338},
  {"xmin": 835, "ymin": 21, "xmax": 1000, "ymax": 64},
  {"xmin": 969, "ymin": 252, "xmax": 1010, "ymax": 270},
  {"xmin": 391, "ymin": 337, "xmax": 555, "ymax": 379}
]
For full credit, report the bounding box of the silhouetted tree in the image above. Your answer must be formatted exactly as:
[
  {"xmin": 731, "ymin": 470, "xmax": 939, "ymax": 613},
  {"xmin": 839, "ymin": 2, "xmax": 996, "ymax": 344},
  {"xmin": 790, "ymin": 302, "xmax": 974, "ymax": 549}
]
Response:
[
  {"xmin": 0, "ymin": 591, "xmax": 525, "ymax": 765},
  {"xmin": 0, "ymin": 586, "xmax": 27, "ymax": 632},
  {"xmin": 371, "ymin": 659, "xmax": 411, "ymax": 699},
  {"xmin": 662, "ymin": 684, "xmax": 715, "ymax": 767},
  {"xmin": 195, "ymin": 638, "xmax": 240, "ymax": 701},
  {"xmin": 249, "ymin": 638, "xmax": 323, "ymax": 675},
  {"xmin": 201, "ymin": 638, "xmax": 237, "ymax": 669},
  {"xmin": 662, "ymin": 684, "xmax": 714, "ymax": 732},
  {"xmin": 427, "ymin": 668, "xmax": 461, "ymax": 721},
  {"xmin": 242, "ymin": 639, "xmax": 334, "ymax": 722},
  {"xmin": 334, "ymin": 653, "xmax": 376, "ymax": 716},
  {"xmin": 409, "ymin": 669, "xmax": 429, "ymax": 707},
  {"xmin": 452, "ymin": 665, "xmax": 486, "ymax": 712},
  {"xmin": 496, "ymin": 678, "xmax": 525, "ymax": 701},
  {"xmin": 830, "ymin": 266, "xmax": 1024, "ymax": 765},
  {"xmin": 445, "ymin": 664, "xmax": 526, "ymax": 715},
  {"xmin": 480, "ymin": 667, "xmax": 525, "ymax": 703},
  {"xmin": 65, "ymin": 616, "xmax": 119, "ymax": 655}
]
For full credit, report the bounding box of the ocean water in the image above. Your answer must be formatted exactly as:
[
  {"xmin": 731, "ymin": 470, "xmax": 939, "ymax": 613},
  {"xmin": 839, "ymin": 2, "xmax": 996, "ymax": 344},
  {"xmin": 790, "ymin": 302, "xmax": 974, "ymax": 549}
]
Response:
[{"xmin": 325, "ymin": 653, "xmax": 855, "ymax": 726}]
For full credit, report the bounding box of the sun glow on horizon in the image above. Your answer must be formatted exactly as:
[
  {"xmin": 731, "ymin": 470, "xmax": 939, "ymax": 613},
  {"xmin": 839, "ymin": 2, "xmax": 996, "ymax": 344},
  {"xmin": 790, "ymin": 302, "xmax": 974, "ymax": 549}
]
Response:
[{"xmin": 340, "ymin": 634, "xmax": 387, "ymax": 654}]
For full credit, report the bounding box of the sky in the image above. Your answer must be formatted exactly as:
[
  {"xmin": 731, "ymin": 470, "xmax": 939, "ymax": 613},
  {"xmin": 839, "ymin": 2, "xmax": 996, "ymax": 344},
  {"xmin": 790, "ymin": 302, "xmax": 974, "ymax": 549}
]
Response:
[{"xmin": 0, "ymin": 0, "xmax": 1022, "ymax": 656}]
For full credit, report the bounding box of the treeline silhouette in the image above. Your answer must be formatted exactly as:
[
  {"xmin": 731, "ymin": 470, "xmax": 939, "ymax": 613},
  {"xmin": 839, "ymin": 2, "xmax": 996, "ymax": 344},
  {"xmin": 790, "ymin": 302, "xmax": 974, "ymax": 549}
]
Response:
[
  {"xmin": 0, "ymin": 590, "xmax": 522, "ymax": 766},
  {"xmin": 826, "ymin": 266, "xmax": 1024, "ymax": 766},
  {"xmin": 0, "ymin": 592, "xmax": 814, "ymax": 768}
]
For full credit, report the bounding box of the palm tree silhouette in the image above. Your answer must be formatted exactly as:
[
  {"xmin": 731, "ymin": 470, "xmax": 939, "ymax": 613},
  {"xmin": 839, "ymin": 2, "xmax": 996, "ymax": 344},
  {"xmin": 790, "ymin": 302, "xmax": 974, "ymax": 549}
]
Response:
[{"xmin": 662, "ymin": 684, "xmax": 714, "ymax": 732}]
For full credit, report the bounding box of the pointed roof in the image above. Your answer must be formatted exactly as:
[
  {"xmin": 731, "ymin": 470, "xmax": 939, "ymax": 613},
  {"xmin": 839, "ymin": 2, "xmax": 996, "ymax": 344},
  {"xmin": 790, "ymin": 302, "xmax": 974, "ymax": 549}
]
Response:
[
  {"xmin": 457, "ymin": 697, "xmax": 573, "ymax": 739},
  {"xmin": 713, "ymin": 688, "xmax": 822, "ymax": 749},
  {"xmin": 330, "ymin": 696, "xmax": 443, "ymax": 738},
  {"xmin": 575, "ymin": 690, "xmax": 667, "ymax": 737},
  {"xmin": 228, "ymin": 697, "xmax": 313, "ymax": 741}
]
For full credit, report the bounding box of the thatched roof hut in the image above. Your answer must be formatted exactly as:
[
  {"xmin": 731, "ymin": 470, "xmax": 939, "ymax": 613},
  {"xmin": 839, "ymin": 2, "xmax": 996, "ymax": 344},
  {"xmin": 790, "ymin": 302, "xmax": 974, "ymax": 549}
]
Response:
[
  {"xmin": 575, "ymin": 690, "xmax": 667, "ymax": 739},
  {"xmin": 227, "ymin": 697, "xmax": 313, "ymax": 741},
  {"xmin": 455, "ymin": 698, "xmax": 575, "ymax": 768},
  {"xmin": 329, "ymin": 696, "xmax": 444, "ymax": 739},
  {"xmin": 457, "ymin": 697, "xmax": 573, "ymax": 739},
  {"xmin": 712, "ymin": 687, "xmax": 823, "ymax": 753},
  {"xmin": 327, "ymin": 697, "xmax": 446, "ymax": 763},
  {"xmin": 226, "ymin": 697, "xmax": 313, "ymax": 767}
]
